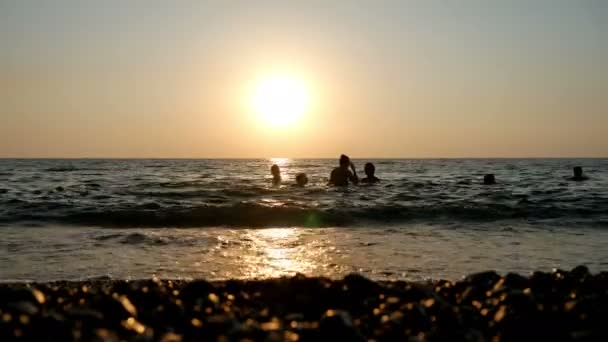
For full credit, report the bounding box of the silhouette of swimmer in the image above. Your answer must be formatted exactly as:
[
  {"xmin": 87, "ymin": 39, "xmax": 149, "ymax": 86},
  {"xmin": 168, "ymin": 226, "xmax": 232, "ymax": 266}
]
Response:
[
  {"xmin": 295, "ymin": 173, "xmax": 309, "ymax": 187},
  {"xmin": 270, "ymin": 164, "xmax": 281, "ymax": 185},
  {"xmin": 361, "ymin": 162, "xmax": 380, "ymax": 184},
  {"xmin": 571, "ymin": 166, "xmax": 588, "ymax": 181},
  {"xmin": 483, "ymin": 174, "xmax": 496, "ymax": 185},
  {"xmin": 329, "ymin": 154, "xmax": 359, "ymax": 186}
]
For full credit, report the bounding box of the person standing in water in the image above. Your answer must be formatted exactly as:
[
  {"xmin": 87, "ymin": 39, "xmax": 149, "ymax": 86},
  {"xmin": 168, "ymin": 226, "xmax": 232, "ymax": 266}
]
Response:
[
  {"xmin": 270, "ymin": 164, "xmax": 281, "ymax": 185},
  {"xmin": 361, "ymin": 162, "xmax": 380, "ymax": 184},
  {"xmin": 329, "ymin": 154, "xmax": 359, "ymax": 186}
]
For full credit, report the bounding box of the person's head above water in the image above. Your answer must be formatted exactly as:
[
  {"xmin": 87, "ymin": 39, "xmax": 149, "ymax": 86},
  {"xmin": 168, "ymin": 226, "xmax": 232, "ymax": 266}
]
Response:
[
  {"xmin": 339, "ymin": 154, "xmax": 350, "ymax": 169},
  {"xmin": 295, "ymin": 173, "xmax": 308, "ymax": 187},
  {"xmin": 270, "ymin": 164, "xmax": 281, "ymax": 184},
  {"xmin": 270, "ymin": 164, "xmax": 280, "ymax": 177},
  {"xmin": 364, "ymin": 163, "xmax": 376, "ymax": 177},
  {"xmin": 571, "ymin": 166, "xmax": 588, "ymax": 181},
  {"xmin": 483, "ymin": 174, "xmax": 496, "ymax": 185},
  {"xmin": 361, "ymin": 162, "xmax": 380, "ymax": 183}
]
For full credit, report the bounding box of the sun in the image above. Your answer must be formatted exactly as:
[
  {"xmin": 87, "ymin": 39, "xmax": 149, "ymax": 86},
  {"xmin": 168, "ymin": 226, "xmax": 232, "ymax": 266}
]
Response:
[{"xmin": 252, "ymin": 75, "xmax": 311, "ymax": 128}]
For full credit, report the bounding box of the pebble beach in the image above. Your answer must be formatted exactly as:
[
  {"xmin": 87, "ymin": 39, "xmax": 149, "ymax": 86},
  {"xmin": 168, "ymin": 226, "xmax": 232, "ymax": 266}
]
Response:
[{"xmin": 2, "ymin": 266, "xmax": 606, "ymax": 341}]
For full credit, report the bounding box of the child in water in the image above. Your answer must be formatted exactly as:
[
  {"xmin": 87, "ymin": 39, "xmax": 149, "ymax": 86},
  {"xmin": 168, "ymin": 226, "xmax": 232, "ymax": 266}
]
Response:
[
  {"xmin": 295, "ymin": 173, "xmax": 308, "ymax": 187},
  {"xmin": 270, "ymin": 164, "xmax": 281, "ymax": 185},
  {"xmin": 361, "ymin": 162, "xmax": 380, "ymax": 184}
]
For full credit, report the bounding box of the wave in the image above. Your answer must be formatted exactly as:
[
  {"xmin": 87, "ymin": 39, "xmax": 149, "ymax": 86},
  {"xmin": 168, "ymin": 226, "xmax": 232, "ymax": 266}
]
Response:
[
  {"xmin": 44, "ymin": 166, "xmax": 80, "ymax": 172},
  {"xmin": 95, "ymin": 232, "xmax": 167, "ymax": 245},
  {"xmin": 92, "ymin": 232, "xmax": 216, "ymax": 246},
  {"xmin": 2, "ymin": 201, "xmax": 607, "ymax": 228}
]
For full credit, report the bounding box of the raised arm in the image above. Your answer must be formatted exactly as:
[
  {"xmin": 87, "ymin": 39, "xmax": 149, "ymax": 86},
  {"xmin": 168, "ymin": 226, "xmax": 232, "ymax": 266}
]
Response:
[{"xmin": 349, "ymin": 162, "xmax": 359, "ymax": 184}]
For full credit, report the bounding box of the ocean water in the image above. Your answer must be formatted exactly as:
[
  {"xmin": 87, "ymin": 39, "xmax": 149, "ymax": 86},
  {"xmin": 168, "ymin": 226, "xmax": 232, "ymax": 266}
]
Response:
[{"xmin": 1, "ymin": 158, "xmax": 607, "ymax": 282}]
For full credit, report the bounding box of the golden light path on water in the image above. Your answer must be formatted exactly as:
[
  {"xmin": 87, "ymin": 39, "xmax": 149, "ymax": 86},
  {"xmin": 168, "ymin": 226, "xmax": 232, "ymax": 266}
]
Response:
[
  {"xmin": 238, "ymin": 228, "xmax": 325, "ymax": 278},
  {"xmin": 194, "ymin": 157, "xmax": 343, "ymax": 279},
  {"xmin": 188, "ymin": 226, "xmax": 365, "ymax": 280}
]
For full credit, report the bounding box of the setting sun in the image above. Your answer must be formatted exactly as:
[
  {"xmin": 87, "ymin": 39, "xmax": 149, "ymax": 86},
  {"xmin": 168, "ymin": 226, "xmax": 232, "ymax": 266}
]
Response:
[{"xmin": 251, "ymin": 75, "xmax": 311, "ymax": 128}]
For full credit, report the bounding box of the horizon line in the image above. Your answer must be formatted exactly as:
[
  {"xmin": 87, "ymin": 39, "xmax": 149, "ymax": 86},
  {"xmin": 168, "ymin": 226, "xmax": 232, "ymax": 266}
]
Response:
[{"xmin": 0, "ymin": 156, "xmax": 607, "ymax": 160}]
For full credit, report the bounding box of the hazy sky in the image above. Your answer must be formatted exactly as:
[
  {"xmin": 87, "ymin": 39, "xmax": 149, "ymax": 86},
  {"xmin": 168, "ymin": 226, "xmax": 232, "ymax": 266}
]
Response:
[{"xmin": 1, "ymin": 0, "xmax": 607, "ymax": 158}]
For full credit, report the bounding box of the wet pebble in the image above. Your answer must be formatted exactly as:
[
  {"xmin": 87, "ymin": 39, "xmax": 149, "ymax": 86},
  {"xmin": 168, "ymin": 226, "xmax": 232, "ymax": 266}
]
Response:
[{"xmin": 320, "ymin": 309, "xmax": 364, "ymax": 341}]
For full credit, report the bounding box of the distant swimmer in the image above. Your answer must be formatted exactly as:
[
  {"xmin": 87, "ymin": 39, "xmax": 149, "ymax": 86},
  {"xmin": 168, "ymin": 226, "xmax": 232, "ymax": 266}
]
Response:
[
  {"xmin": 295, "ymin": 173, "xmax": 309, "ymax": 187},
  {"xmin": 270, "ymin": 164, "xmax": 281, "ymax": 185},
  {"xmin": 329, "ymin": 154, "xmax": 359, "ymax": 186},
  {"xmin": 570, "ymin": 166, "xmax": 588, "ymax": 181},
  {"xmin": 361, "ymin": 162, "xmax": 380, "ymax": 184},
  {"xmin": 483, "ymin": 174, "xmax": 496, "ymax": 185}
]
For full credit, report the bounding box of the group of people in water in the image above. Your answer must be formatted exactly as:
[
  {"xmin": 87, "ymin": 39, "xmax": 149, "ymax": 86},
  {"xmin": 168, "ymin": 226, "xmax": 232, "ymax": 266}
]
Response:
[
  {"xmin": 271, "ymin": 154, "xmax": 380, "ymax": 187},
  {"xmin": 272, "ymin": 154, "xmax": 590, "ymax": 187}
]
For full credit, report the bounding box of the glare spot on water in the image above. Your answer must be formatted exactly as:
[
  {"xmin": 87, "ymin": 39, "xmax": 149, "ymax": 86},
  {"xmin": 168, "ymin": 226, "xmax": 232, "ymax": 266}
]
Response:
[
  {"xmin": 243, "ymin": 228, "xmax": 318, "ymax": 278},
  {"xmin": 269, "ymin": 158, "xmax": 290, "ymax": 166},
  {"xmin": 257, "ymin": 228, "xmax": 296, "ymax": 240}
]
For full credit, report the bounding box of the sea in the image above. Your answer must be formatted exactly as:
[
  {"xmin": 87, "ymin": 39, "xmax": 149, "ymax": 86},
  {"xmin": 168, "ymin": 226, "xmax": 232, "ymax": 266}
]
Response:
[{"xmin": 1, "ymin": 158, "xmax": 607, "ymax": 283}]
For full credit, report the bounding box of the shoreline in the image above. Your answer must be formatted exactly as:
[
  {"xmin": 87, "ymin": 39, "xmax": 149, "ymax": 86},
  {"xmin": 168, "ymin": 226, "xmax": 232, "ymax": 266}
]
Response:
[{"xmin": 1, "ymin": 266, "xmax": 606, "ymax": 341}]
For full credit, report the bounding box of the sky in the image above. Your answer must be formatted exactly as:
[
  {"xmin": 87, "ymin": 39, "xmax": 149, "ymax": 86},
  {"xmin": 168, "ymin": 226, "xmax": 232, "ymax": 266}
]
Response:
[{"xmin": 1, "ymin": 0, "xmax": 607, "ymax": 158}]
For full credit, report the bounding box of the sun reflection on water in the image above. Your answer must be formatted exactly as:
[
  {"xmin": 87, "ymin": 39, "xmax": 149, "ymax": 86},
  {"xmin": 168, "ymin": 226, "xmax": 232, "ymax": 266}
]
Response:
[
  {"xmin": 269, "ymin": 157, "xmax": 290, "ymax": 166},
  {"xmin": 201, "ymin": 227, "xmax": 348, "ymax": 280},
  {"xmin": 243, "ymin": 228, "xmax": 318, "ymax": 278}
]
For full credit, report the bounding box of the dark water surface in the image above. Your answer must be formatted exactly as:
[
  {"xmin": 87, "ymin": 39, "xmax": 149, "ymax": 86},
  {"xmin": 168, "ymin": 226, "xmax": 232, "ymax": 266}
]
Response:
[
  {"xmin": 1, "ymin": 159, "xmax": 607, "ymax": 281},
  {"xmin": 1, "ymin": 158, "xmax": 607, "ymax": 227}
]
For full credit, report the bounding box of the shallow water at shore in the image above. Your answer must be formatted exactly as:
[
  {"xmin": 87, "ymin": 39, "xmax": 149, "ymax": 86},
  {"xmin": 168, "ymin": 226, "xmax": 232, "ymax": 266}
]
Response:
[{"xmin": 2, "ymin": 224, "xmax": 607, "ymax": 282}]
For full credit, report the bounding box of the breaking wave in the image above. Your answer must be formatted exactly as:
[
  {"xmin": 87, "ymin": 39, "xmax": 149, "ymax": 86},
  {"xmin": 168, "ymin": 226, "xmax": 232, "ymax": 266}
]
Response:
[{"xmin": 2, "ymin": 201, "xmax": 607, "ymax": 228}]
